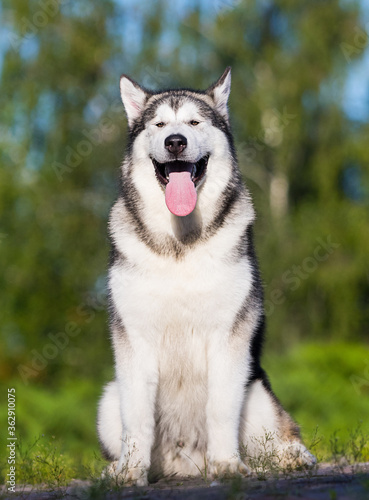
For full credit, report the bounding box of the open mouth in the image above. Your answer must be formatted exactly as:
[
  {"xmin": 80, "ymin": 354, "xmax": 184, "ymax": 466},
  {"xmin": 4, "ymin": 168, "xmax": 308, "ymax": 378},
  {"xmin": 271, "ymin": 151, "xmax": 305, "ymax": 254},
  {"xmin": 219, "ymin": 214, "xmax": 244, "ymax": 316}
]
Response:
[
  {"xmin": 152, "ymin": 155, "xmax": 209, "ymax": 187},
  {"xmin": 151, "ymin": 155, "xmax": 209, "ymax": 217}
]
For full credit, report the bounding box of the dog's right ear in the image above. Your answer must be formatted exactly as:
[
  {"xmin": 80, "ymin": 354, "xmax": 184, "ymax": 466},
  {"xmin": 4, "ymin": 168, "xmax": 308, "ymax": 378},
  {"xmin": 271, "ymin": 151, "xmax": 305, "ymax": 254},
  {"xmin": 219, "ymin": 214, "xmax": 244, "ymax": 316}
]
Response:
[
  {"xmin": 206, "ymin": 67, "xmax": 231, "ymax": 121},
  {"xmin": 120, "ymin": 75, "xmax": 149, "ymax": 128}
]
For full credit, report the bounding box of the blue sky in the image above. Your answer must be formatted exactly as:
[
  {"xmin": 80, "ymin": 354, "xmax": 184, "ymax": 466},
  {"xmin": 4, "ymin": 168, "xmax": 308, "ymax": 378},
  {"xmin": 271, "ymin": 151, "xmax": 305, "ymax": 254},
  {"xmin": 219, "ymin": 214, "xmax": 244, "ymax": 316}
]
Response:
[
  {"xmin": 342, "ymin": 1, "xmax": 369, "ymax": 122},
  {"xmin": 0, "ymin": 0, "xmax": 368, "ymax": 123},
  {"xmin": 115, "ymin": 0, "xmax": 369, "ymax": 123}
]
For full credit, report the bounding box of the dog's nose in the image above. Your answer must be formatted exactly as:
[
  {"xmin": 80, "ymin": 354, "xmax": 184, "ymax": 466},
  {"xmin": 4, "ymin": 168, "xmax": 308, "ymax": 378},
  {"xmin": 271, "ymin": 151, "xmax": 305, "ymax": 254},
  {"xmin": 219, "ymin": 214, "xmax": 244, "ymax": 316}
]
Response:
[{"xmin": 165, "ymin": 134, "xmax": 187, "ymax": 155}]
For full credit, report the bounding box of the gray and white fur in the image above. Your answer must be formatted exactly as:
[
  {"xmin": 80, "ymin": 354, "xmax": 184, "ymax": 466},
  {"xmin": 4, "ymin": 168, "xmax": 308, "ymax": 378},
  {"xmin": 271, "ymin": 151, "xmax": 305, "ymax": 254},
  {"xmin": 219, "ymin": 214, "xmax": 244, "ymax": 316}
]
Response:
[{"xmin": 97, "ymin": 68, "xmax": 316, "ymax": 486}]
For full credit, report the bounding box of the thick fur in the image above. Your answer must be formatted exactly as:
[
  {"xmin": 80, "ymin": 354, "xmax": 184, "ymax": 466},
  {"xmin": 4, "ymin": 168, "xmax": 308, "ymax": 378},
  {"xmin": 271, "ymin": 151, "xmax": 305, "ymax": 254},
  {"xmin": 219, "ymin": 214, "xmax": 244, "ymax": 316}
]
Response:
[{"xmin": 97, "ymin": 68, "xmax": 316, "ymax": 485}]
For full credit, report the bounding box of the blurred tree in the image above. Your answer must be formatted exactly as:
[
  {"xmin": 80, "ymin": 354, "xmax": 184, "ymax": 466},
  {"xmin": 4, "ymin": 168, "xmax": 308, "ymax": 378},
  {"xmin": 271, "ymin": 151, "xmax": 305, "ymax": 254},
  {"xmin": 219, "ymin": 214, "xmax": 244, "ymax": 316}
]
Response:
[
  {"xmin": 1, "ymin": 0, "xmax": 368, "ymax": 390},
  {"xmin": 178, "ymin": 0, "xmax": 369, "ymax": 348},
  {"xmin": 0, "ymin": 0, "xmax": 125, "ymax": 382}
]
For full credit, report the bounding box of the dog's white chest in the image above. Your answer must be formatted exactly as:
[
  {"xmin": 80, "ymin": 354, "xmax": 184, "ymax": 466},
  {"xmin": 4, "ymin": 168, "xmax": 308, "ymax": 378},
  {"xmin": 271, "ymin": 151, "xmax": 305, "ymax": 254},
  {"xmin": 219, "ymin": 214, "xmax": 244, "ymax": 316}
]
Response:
[{"xmin": 110, "ymin": 243, "xmax": 252, "ymax": 342}]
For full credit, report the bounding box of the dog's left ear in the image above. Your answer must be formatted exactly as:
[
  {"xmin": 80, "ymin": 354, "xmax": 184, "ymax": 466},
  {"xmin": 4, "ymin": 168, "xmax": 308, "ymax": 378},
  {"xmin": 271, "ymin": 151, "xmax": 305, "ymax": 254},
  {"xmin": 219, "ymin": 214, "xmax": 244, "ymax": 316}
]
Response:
[
  {"xmin": 120, "ymin": 75, "xmax": 150, "ymax": 128},
  {"xmin": 206, "ymin": 67, "xmax": 231, "ymax": 121}
]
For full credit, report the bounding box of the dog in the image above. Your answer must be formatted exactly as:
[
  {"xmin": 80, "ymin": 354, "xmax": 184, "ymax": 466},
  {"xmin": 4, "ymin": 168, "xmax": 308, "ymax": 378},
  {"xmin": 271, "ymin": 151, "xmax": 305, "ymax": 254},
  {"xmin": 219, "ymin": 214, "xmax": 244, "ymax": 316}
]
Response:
[{"xmin": 97, "ymin": 68, "xmax": 316, "ymax": 486}]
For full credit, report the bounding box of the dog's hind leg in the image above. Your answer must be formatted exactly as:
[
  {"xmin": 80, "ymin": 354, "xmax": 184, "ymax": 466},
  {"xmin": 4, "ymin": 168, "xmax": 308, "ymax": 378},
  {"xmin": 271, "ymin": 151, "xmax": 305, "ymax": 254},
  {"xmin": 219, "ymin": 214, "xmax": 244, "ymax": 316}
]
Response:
[
  {"xmin": 97, "ymin": 380, "xmax": 122, "ymax": 461},
  {"xmin": 97, "ymin": 378, "xmax": 154, "ymax": 486},
  {"xmin": 97, "ymin": 381, "xmax": 149, "ymax": 485},
  {"xmin": 240, "ymin": 377, "xmax": 316, "ymax": 469}
]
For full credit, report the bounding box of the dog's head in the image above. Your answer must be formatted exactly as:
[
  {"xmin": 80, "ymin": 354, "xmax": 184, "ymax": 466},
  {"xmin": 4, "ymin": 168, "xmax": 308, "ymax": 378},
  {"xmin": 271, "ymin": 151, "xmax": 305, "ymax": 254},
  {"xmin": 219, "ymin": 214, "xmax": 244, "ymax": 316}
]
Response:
[{"xmin": 119, "ymin": 68, "xmax": 234, "ymax": 218}]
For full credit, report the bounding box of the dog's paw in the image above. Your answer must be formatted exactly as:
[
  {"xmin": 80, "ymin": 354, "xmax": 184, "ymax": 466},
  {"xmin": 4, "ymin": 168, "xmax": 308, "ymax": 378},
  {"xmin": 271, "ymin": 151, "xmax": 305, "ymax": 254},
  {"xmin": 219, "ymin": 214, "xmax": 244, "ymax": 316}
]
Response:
[
  {"xmin": 101, "ymin": 460, "xmax": 148, "ymax": 487},
  {"xmin": 208, "ymin": 458, "xmax": 249, "ymax": 478},
  {"xmin": 279, "ymin": 442, "xmax": 317, "ymax": 468}
]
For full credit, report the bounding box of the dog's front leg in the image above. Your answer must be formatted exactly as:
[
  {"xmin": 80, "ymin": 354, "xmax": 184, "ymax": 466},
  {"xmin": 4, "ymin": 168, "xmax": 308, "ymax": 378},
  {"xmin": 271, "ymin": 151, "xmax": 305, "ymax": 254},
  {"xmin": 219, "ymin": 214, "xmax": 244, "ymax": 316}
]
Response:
[
  {"xmin": 114, "ymin": 336, "xmax": 158, "ymax": 486},
  {"xmin": 206, "ymin": 335, "xmax": 249, "ymax": 477}
]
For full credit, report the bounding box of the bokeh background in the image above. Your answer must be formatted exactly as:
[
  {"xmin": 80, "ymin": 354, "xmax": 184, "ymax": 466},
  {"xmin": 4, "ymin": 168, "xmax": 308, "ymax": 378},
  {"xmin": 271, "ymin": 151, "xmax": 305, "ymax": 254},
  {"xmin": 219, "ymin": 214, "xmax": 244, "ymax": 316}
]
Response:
[{"xmin": 1, "ymin": 0, "xmax": 369, "ymax": 481}]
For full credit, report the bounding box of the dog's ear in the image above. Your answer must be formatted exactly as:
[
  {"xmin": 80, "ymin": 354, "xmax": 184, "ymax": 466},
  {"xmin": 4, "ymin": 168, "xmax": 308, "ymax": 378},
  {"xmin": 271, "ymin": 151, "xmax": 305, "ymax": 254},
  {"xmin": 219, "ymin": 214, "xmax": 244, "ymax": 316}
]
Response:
[
  {"xmin": 206, "ymin": 67, "xmax": 231, "ymax": 121},
  {"xmin": 120, "ymin": 75, "xmax": 150, "ymax": 127}
]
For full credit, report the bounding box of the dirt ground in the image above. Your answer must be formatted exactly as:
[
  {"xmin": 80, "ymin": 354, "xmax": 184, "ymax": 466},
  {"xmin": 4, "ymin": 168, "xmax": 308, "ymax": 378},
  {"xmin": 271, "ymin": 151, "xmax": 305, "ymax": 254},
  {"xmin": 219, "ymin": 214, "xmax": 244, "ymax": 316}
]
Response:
[{"xmin": 2, "ymin": 462, "xmax": 369, "ymax": 499}]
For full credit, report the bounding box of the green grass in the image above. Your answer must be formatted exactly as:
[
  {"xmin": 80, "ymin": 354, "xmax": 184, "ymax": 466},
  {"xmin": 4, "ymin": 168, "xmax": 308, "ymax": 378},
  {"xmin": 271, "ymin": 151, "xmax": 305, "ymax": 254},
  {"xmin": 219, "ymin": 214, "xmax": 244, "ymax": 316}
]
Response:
[
  {"xmin": 11, "ymin": 436, "xmax": 78, "ymax": 487},
  {"xmin": 1, "ymin": 341, "xmax": 368, "ymax": 485},
  {"xmin": 263, "ymin": 341, "xmax": 369, "ymax": 457},
  {"xmin": 0, "ymin": 379, "xmax": 105, "ymax": 484},
  {"xmin": 1, "ymin": 426, "xmax": 368, "ymax": 494}
]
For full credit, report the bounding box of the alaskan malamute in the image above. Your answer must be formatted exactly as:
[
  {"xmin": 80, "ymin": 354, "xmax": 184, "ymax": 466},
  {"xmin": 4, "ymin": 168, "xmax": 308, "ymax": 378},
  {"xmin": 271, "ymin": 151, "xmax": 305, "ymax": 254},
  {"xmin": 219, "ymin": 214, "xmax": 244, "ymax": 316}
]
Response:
[{"xmin": 97, "ymin": 68, "xmax": 316, "ymax": 485}]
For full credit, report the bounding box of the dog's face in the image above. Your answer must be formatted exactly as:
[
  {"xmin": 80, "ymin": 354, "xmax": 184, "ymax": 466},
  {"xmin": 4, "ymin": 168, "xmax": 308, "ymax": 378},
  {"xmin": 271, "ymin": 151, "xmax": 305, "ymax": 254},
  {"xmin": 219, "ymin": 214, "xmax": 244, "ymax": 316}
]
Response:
[{"xmin": 120, "ymin": 68, "xmax": 233, "ymax": 217}]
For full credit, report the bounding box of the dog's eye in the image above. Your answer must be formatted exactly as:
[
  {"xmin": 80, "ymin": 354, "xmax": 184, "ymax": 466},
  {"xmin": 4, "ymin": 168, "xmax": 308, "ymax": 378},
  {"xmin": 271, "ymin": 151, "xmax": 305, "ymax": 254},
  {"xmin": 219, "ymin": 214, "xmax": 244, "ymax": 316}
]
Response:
[
  {"xmin": 155, "ymin": 122, "xmax": 165, "ymax": 128},
  {"xmin": 190, "ymin": 120, "xmax": 200, "ymax": 126}
]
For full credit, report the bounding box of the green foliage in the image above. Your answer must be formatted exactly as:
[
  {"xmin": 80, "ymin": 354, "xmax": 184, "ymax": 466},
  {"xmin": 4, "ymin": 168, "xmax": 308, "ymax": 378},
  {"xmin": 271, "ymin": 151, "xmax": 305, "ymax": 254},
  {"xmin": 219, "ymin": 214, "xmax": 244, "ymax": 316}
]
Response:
[
  {"xmin": 14, "ymin": 436, "xmax": 76, "ymax": 487},
  {"xmin": 0, "ymin": 378, "xmax": 105, "ymax": 466},
  {"xmin": 1, "ymin": 0, "xmax": 368, "ymax": 481},
  {"xmin": 329, "ymin": 424, "xmax": 369, "ymax": 467},
  {"xmin": 0, "ymin": 435, "xmax": 76, "ymax": 488},
  {"xmin": 264, "ymin": 342, "xmax": 369, "ymax": 455},
  {"xmin": 1, "ymin": 342, "xmax": 368, "ymax": 484}
]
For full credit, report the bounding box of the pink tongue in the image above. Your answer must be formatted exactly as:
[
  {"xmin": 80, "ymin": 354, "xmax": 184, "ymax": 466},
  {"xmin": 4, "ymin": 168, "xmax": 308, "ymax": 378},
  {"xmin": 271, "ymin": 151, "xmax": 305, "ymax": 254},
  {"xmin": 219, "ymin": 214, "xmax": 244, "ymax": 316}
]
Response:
[{"xmin": 165, "ymin": 171, "xmax": 197, "ymax": 217}]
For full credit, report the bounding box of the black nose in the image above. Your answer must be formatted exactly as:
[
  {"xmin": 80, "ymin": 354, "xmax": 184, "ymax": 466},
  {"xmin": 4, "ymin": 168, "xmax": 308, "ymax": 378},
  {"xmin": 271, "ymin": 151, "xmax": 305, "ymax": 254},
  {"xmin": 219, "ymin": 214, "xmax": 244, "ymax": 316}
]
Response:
[{"xmin": 164, "ymin": 134, "xmax": 187, "ymax": 155}]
